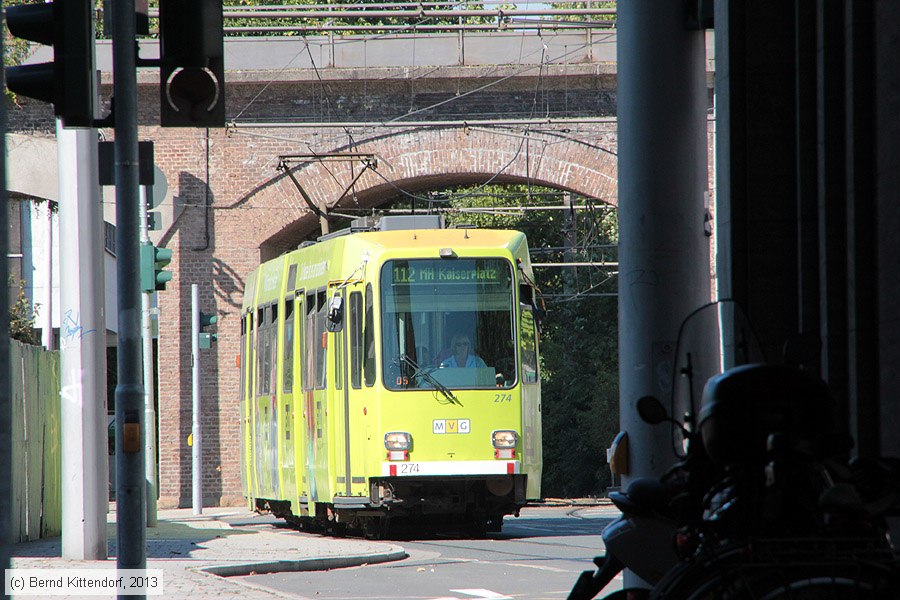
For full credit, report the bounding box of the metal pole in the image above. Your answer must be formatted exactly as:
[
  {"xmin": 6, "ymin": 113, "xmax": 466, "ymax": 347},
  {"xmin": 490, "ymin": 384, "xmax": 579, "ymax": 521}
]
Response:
[
  {"xmin": 617, "ymin": 0, "xmax": 710, "ymax": 589},
  {"xmin": 562, "ymin": 191, "xmax": 577, "ymax": 294},
  {"xmin": 112, "ymin": 0, "xmax": 147, "ymax": 584},
  {"xmin": 191, "ymin": 284, "xmax": 202, "ymax": 515},
  {"xmin": 58, "ymin": 123, "xmax": 108, "ymax": 561},
  {"xmin": 1, "ymin": 29, "xmax": 13, "ymax": 598},
  {"xmin": 42, "ymin": 204, "xmax": 53, "ymax": 350},
  {"xmin": 140, "ymin": 187, "xmax": 157, "ymax": 527}
]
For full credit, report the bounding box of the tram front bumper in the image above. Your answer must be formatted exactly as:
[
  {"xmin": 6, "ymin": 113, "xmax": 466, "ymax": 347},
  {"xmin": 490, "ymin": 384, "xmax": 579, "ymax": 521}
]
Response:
[{"xmin": 368, "ymin": 471, "xmax": 527, "ymax": 515}]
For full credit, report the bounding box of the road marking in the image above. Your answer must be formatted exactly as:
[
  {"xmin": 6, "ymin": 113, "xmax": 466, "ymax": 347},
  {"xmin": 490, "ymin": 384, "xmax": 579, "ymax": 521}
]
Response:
[
  {"xmin": 504, "ymin": 562, "xmax": 571, "ymax": 573},
  {"xmin": 450, "ymin": 589, "xmax": 514, "ymax": 599}
]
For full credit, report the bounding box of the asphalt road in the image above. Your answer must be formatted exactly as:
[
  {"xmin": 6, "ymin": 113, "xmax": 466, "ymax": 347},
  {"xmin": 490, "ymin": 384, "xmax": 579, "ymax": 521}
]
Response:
[{"xmin": 240, "ymin": 501, "xmax": 623, "ymax": 600}]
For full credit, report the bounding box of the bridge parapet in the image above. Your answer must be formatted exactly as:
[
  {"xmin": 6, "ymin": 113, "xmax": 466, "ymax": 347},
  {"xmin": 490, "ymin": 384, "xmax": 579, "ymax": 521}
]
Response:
[{"xmin": 81, "ymin": 31, "xmax": 619, "ymax": 82}]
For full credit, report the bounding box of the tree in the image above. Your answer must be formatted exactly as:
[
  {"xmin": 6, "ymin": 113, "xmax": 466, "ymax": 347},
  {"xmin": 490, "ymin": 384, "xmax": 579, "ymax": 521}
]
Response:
[
  {"xmin": 439, "ymin": 185, "xmax": 620, "ymax": 498},
  {"xmin": 9, "ymin": 276, "xmax": 40, "ymax": 345}
]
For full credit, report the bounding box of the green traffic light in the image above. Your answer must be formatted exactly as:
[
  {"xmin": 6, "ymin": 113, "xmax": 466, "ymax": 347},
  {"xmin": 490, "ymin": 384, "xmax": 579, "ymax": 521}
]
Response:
[
  {"xmin": 140, "ymin": 242, "xmax": 173, "ymax": 292},
  {"xmin": 154, "ymin": 247, "xmax": 172, "ymax": 267},
  {"xmin": 199, "ymin": 311, "xmax": 218, "ymax": 349}
]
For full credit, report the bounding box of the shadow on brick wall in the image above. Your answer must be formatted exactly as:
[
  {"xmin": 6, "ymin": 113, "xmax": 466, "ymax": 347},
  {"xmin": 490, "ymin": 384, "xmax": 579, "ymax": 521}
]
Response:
[{"xmin": 175, "ymin": 170, "xmax": 225, "ymax": 507}]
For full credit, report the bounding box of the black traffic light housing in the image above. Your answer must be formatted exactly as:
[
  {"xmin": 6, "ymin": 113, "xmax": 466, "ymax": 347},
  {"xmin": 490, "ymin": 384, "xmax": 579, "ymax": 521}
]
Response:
[
  {"xmin": 159, "ymin": 0, "xmax": 225, "ymax": 127},
  {"xmin": 5, "ymin": 0, "xmax": 96, "ymax": 127}
]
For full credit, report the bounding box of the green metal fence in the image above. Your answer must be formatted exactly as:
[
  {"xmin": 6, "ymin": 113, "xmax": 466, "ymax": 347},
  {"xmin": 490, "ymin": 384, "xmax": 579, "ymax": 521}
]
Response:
[{"xmin": 10, "ymin": 340, "xmax": 61, "ymax": 542}]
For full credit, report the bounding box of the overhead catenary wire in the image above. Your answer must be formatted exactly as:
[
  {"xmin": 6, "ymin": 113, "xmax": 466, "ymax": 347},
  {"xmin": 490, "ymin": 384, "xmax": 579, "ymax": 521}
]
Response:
[
  {"xmin": 226, "ymin": 33, "xmax": 614, "ymax": 183},
  {"xmin": 167, "ymin": 14, "xmax": 619, "ymax": 276}
]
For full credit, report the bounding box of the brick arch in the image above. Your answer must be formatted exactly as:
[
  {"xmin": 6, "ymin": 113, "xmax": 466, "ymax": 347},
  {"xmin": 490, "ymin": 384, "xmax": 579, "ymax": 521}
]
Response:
[{"xmin": 229, "ymin": 125, "xmax": 618, "ymax": 255}]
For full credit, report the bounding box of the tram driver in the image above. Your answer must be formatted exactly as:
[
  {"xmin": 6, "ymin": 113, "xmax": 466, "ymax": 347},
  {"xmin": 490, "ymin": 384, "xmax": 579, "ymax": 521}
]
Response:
[{"xmin": 439, "ymin": 333, "xmax": 487, "ymax": 369}]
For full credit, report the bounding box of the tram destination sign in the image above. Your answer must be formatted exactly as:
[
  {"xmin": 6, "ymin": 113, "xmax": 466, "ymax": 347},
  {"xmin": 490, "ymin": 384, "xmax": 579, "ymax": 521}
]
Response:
[{"xmin": 391, "ymin": 262, "xmax": 507, "ymax": 285}]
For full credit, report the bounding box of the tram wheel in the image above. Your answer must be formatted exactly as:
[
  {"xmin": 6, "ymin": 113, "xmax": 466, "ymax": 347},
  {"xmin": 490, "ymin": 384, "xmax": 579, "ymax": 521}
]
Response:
[
  {"xmin": 362, "ymin": 516, "xmax": 390, "ymax": 540},
  {"xmin": 486, "ymin": 514, "xmax": 504, "ymax": 533}
]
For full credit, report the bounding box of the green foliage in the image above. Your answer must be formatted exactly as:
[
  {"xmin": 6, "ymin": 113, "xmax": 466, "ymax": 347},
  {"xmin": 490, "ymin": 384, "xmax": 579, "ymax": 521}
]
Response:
[
  {"xmin": 138, "ymin": 0, "xmax": 501, "ymax": 38},
  {"xmin": 224, "ymin": 1, "xmax": 499, "ymax": 37},
  {"xmin": 436, "ymin": 184, "xmax": 620, "ymax": 498},
  {"xmin": 552, "ymin": 1, "xmax": 617, "ymax": 25},
  {"xmin": 539, "ymin": 288, "xmax": 618, "ymax": 496},
  {"xmin": 8, "ymin": 277, "xmax": 40, "ymax": 345}
]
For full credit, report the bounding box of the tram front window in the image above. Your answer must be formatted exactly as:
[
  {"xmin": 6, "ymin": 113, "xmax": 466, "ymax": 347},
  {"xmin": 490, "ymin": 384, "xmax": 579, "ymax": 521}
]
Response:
[{"xmin": 381, "ymin": 258, "xmax": 517, "ymax": 390}]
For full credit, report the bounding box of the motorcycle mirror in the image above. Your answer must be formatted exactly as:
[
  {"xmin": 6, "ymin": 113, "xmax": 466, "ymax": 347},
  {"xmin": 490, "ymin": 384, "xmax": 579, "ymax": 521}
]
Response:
[{"xmin": 636, "ymin": 396, "xmax": 670, "ymax": 425}]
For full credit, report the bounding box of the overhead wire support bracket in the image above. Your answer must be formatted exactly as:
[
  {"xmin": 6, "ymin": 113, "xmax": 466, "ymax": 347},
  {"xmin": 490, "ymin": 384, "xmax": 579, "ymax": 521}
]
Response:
[
  {"xmin": 277, "ymin": 160, "xmax": 329, "ymax": 222},
  {"xmin": 277, "ymin": 152, "xmax": 379, "ymax": 235}
]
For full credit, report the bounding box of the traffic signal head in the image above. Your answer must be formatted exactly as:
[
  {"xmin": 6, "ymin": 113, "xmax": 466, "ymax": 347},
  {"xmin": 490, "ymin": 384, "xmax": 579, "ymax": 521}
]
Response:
[
  {"xmin": 199, "ymin": 312, "xmax": 218, "ymax": 349},
  {"xmin": 140, "ymin": 242, "xmax": 173, "ymax": 292},
  {"xmin": 5, "ymin": 0, "xmax": 96, "ymax": 127},
  {"xmin": 159, "ymin": 0, "xmax": 225, "ymax": 127}
]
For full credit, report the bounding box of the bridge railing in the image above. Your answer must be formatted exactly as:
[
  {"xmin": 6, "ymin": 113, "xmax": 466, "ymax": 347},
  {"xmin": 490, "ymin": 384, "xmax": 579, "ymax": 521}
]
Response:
[{"xmin": 131, "ymin": 1, "xmax": 617, "ymax": 36}]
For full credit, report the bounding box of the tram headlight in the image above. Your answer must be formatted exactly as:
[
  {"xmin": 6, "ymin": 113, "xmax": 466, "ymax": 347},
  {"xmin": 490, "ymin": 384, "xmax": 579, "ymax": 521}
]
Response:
[
  {"xmin": 492, "ymin": 430, "xmax": 518, "ymax": 459},
  {"xmin": 492, "ymin": 430, "xmax": 518, "ymax": 449},
  {"xmin": 384, "ymin": 431, "xmax": 412, "ymax": 451}
]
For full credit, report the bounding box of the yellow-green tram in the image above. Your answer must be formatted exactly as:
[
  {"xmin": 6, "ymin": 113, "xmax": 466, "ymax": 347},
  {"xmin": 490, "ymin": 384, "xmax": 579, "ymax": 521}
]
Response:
[{"xmin": 239, "ymin": 215, "xmax": 543, "ymax": 536}]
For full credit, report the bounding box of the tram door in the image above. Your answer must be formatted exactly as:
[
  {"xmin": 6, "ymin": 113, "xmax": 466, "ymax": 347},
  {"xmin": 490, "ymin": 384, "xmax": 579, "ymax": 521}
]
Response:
[
  {"xmin": 292, "ymin": 291, "xmax": 315, "ymax": 510},
  {"xmin": 240, "ymin": 312, "xmax": 251, "ymax": 500},
  {"xmin": 253, "ymin": 303, "xmax": 280, "ymax": 499},
  {"xmin": 345, "ymin": 286, "xmax": 370, "ymax": 497},
  {"xmin": 279, "ymin": 293, "xmax": 298, "ymax": 504},
  {"xmin": 329, "ymin": 288, "xmax": 351, "ymax": 497}
]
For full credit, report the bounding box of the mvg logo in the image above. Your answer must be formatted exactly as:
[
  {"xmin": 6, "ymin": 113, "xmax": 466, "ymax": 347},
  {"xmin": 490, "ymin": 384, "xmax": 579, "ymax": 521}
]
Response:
[{"xmin": 433, "ymin": 419, "xmax": 471, "ymax": 434}]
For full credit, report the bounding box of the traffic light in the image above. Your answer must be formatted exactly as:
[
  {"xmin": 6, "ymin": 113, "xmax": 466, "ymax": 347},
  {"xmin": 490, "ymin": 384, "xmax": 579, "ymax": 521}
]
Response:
[
  {"xmin": 5, "ymin": 0, "xmax": 95, "ymax": 127},
  {"xmin": 199, "ymin": 312, "xmax": 218, "ymax": 349},
  {"xmin": 140, "ymin": 242, "xmax": 173, "ymax": 292},
  {"xmin": 158, "ymin": 0, "xmax": 225, "ymax": 127}
]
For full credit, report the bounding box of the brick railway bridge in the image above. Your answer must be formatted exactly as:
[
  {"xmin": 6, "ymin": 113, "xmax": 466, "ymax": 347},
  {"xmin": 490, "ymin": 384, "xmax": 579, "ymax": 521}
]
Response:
[{"xmin": 8, "ymin": 30, "xmax": 715, "ymax": 507}]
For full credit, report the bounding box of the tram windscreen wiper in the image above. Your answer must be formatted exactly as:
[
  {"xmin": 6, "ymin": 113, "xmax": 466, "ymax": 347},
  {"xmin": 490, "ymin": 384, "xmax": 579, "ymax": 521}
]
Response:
[{"xmin": 399, "ymin": 354, "xmax": 462, "ymax": 406}]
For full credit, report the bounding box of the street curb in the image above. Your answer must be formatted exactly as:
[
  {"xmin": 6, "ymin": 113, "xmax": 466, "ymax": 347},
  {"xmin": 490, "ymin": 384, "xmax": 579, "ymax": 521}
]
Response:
[{"xmin": 196, "ymin": 547, "xmax": 408, "ymax": 577}]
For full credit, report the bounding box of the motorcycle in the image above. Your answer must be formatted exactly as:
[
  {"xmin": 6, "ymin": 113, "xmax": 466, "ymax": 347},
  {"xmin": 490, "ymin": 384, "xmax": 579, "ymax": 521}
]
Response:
[{"xmin": 568, "ymin": 300, "xmax": 900, "ymax": 600}]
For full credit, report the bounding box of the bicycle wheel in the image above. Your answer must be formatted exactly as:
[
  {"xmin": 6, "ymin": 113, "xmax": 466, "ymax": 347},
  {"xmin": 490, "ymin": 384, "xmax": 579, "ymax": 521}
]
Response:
[{"xmin": 686, "ymin": 561, "xmax": 896, "ymax": 600}]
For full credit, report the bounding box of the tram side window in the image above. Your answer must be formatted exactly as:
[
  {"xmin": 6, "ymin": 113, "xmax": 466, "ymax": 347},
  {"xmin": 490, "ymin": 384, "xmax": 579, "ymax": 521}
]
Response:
[
  {"xmin": 349, "ymin": 291, "xmax": 362, "ymax": 389},
  {"xmin": 297, "ymin": 293, "xmax": 306, "ymax": 390},
  {"xmin": 303, "ymin": 293, "xmax": 315, "ymax": 391},
  {"xmin": 239, "ymin": 315, "xmax": 246, "ymax": 401},
  {"xmin": 334, "ymin": 294, "xmax": 343, "ymax": 390},
  {"xmin": 520, "ymin": 308, "xmax": 539, "ymax": 384},
  {"xmin": 257, "ymin": 305, "xmax": 273, "ymax": 395},
  {"xmin": 287, "ymin": 264, "xmax": 298, "ymax": 291},
  {"xmin": 364, "ymin": 284, "xmax": 376, "ymax": 387},
  {"xmin": 269, "ymin": 304, "xmax": 278, "ymax": 393},
  {"xmin": 252, "ymin": 309, "xmax": 259, "ymax": 396},
  {"xmin": 283, "ymin": 298, "xmax": 294, "ymax": 394},
  {"xmin": 315, "ymin": 289, "xmax": 327, "ymax": 389},
  {"xmin": 271, "ymin": 303, "xmax": 278, "ymax": 390}
]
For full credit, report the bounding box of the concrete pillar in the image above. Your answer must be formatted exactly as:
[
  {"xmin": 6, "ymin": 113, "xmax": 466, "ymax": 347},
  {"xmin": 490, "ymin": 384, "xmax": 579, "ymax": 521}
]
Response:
[
  {"xmin": 616, "ymin": 0, "xmax": 710, "ymax": 587},
  {"xmin": 58, "ymin": 124, "xmax": 108, "ymax": 560}
]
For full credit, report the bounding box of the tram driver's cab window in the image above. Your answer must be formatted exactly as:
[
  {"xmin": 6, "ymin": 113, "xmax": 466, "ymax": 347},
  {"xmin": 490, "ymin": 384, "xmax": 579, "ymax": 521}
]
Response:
[{"xmin": 381, "ymin": 258, "xmax": 517, "ymax": 391}]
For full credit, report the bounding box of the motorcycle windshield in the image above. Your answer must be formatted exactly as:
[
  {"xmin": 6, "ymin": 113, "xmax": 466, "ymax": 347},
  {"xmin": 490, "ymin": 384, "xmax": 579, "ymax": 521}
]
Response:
[{"xmin": 670, "ymin": 300, "xmax": 764, "ymax": 454}]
